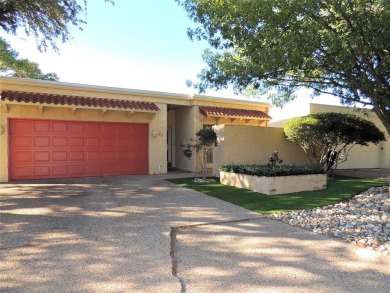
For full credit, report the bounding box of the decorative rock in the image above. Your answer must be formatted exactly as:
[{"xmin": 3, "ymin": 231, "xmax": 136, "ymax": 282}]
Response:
[{"xmin": 266, "ymin": 185, "xmax": 390, "ymax": 254}]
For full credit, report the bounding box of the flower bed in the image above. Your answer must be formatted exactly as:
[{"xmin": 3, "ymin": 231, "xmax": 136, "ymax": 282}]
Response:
[{"xmin": 219, "ymin": 164, "xmax": 327, "ymax": 195}]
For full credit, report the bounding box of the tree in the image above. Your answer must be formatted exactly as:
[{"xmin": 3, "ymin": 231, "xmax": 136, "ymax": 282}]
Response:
[
  {"xmin": 0, "ymin": 1, "xmax": 113, "ymax": 80},
  {"xmin": 283, "ymin": 112, "xmax": 386, "ymax": 170},
  {"xmin": 183, "ymin": 127, "xmax": 218, "ymax": 180},
  {"xmin": 0, "ymin": 0, "xmax": 114, "ymax": 52},
  {"xmin": 177, "ymin": 1, "xmax": 390, "ymax": 135},
  {"xmin": 0, "ymin": 38, "xmax": 58, "ymax": 80}
]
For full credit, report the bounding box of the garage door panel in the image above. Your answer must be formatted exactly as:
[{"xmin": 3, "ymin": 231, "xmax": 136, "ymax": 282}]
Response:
[
  {"xmin": 86, "ymin": 123, "xmax": 100, "ymax": 134},
  {"xmin": 34, "ymin": 166, "xmax": 50, "ymax": 177},
  {"xmin": 13, "ymin": 121, "xmax": 32, "ymax": 132},
  {"xmin": 14, "ymin": 136, "xmax": 32, "ymax": 147},
  {"xmin": 34, "ymin": 151, "xmax": 50, "ymax": 162},
  {"xmin": 117, "ymin": 164, "xmax": 131, "ymax": 174},
  {"xmin": 117, "ymin": 151, "xmax": 129, "ymax": 160},
  {"xmin": 86, "ymin": 151, "xmax": 100, "ymax": 161},
  {"xmin": 69, "ymin": 165, "xmax": 85, "ymax": 176},
  {"xmin": 13, "ymin": 151, "xmax": 32, "ymax": 163},
  {"xmin": 52, "ymin": 121, "xmax": 68, "ymax": 132},
  {"xmin": 52, "ymin": 137, "xmax": 68, "ymax": 147},
  {"xmin": 70, "ymin": 137, "xmax": 84, "ymax": 147},
  {"xmin": 34, "ymin": 136, "xmax": 50, "ymax": 147},
  {"xmin": 12, "ymin": 166, "xmax": 33, "ymax": 179},
  {"xmin": 52, "ymin": 151, "xmax": 67, "ymax": 161},
  {"xmin": 102, "ymin": 151, "xmax": 115, "ymax": 161},
  {"xmin": 86, "ymin": 165, "xmax": 101, "ymax": 176},
  {"xmin": 102, "ymin": 124, "xmax": 116, "ymax": 133},
  {"xmin": 132, "ymin": 163, "xmax": 147, "ymax": 174},
  {"xmin": 69, "ymin": 151, "xmax": 84, "ymax": 161},
  {"xmin": 34, "ymin": 121, "xmax": 50, "ymax": 132},
  {"xmin": 102, "ymin": 138, "xmax": 115, "ymax": 147},
  {"xmin": 52, "ymin": 165, "xmax": 68, "ymax": 176},
  {"xmin": 117, "ymin": 138, "xmax": 130, "ymax": 147},
  {"xmin": 69, "ymin": 122, "xmax": 85, "ymax": 133},
  {"xmin": 10, "ymin": 119, "xmax": 149, "ymax": 180},
  {"xmin": 87, "ymin": 137, "xmax": 100, "ymax": 147},
  {"xmin": 102, "ymin": 164, "xmax": 116, "ymax": 175}
]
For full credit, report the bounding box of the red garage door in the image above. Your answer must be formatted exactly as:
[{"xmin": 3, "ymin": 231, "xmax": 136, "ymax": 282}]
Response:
[{"xmin": 9, "ymin": 119, "xmax": 149, "ymax": 180}]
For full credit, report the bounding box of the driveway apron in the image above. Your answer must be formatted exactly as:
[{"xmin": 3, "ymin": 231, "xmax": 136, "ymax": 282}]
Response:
[{"xmin": 1, "ymin": 175, "xmax": 389, "ymax": 292}]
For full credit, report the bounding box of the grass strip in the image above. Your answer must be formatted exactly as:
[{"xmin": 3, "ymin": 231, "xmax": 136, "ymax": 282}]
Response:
[{"xmin": 167, "ymin": 176, "xmax": 388, "ymax": 214}]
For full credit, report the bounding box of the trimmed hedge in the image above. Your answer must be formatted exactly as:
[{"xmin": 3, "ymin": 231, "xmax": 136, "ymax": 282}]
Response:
[{"xmin": 220, "ymin": 164, "xmax": 325, "ymax": 177}]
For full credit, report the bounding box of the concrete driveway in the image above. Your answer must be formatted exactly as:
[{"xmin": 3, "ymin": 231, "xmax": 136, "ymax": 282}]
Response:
[{"xmin": 1, "ymin": 175, "xmax": 389, "ymax": 293}]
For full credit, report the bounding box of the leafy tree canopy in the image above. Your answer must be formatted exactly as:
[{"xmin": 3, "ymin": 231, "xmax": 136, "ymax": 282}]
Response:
[
  {"xmin": 0, "ymin": 37, "xmax": 58, "ymax": 80},
  {"xmin": 0, "ymin": 0, "xmax": 114, "ymax": 52},
  {"xmin": 177, "ymin": 0, "xmax": 390, "ymax": 134},
  {"xmin": 283, "ymin": 112, "xmax": 386, "ymax": 165}
]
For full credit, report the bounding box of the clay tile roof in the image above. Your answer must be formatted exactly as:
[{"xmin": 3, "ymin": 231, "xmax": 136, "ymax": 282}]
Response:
[
  {"xmin": 0, "ymin": 91, "xmax": 160, "ymax": 112},
  {"xmin": 199, "ymin": 106, "xmax": 271, "ymax": 120}
]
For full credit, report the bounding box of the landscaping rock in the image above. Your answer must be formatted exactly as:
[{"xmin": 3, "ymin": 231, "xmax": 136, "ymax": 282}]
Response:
[{"xmin": 266, "ymin": 186, "xmax": 390, "ymax": 254}]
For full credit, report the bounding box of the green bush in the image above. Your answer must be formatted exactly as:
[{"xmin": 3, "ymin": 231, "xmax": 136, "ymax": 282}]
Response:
[{"xmin": 220, "ymin": 164, "xmax": 325, "ymax": 177}]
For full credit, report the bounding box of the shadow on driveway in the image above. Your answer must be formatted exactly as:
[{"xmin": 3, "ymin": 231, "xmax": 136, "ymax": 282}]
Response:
[{"xmin": 1, "ymin": 175, "xmax": 389, "ymax": 292}]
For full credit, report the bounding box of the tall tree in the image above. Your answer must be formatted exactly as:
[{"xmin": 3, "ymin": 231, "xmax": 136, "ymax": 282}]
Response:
[
  {"xmin": 177, "ymin": 0, "xmax": 390, "ymax": 134},
  {"xmin": 0, "ymin": 0, "xmax": 114, "ymax": 52},
  {"xmin": 0, "ymin": 37, "xmax": 58, "ymax": 80}
]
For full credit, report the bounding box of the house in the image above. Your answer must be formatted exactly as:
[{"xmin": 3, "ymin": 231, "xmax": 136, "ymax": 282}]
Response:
[
  {"xmin": 0, "ymin": 76, "xmax": 274, "ymax": 182},
  {"xmin": 269, "ymin": 103, "xmax": 390, "ymax": 169}
]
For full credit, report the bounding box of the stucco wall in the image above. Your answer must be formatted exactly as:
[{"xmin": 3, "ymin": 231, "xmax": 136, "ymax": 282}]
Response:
[
  {"xmin": 213, "ymin": 125, "xmax": 310, "ymax": 176},
  {"xmin": 174, "ymin": 106, "xmax": 197, "ymax": 172}
]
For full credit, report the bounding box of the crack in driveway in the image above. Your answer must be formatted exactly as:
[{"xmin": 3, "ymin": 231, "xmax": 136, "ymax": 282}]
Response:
[{"xmin": 169, "ymin": 217, "xmax": 261, "ymax": 293}]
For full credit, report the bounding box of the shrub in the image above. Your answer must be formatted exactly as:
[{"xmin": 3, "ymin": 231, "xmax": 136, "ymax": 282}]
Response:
[{"xmin": 220, "ymin": 164, "xmax": 325, "ymax": 177}]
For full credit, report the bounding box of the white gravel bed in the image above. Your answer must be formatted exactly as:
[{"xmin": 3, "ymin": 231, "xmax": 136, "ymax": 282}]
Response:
[{"xmin": 266, "ymin": 186, "xmax": 390, "ymax": 254}]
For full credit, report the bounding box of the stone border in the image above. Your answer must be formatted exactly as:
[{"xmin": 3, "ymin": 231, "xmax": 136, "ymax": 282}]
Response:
[{"xmin": 220, "ymin": 171, "xmax": 327, "ymax": 195}]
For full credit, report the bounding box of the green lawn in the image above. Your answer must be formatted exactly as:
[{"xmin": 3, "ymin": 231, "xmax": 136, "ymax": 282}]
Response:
[{"xmin": 167, "ymin": 176, "xmax": 388, "ymax": 214}]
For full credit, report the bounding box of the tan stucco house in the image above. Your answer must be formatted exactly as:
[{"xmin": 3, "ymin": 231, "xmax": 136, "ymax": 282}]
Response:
[{"xmin": 0, "ymin": 77, "xmax": 273, "ymax": 182}]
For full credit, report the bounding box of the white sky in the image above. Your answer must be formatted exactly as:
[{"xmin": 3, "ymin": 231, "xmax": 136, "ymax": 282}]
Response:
[{"xmin": 1, "ymin": 0, "xmax": 342, "ymax": 121}]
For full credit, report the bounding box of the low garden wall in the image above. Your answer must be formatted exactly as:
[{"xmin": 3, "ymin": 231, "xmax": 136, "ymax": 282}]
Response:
[{"xmin": 220, "ymin": 171, "xmax": 327, "ymax": 195}]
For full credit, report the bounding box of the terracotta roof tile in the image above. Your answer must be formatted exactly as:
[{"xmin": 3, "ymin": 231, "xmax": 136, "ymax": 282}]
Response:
[
  {"xmin": 0, "ymin": 91, "xmax": 160, "ymax": 112},
  {"xmin": 199, "ymin": 106, "xmax": 271, "ymax": 120}
]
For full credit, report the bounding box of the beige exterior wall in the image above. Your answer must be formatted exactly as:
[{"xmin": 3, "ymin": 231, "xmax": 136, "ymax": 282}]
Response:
[
  {"xmin": 0, "ymin": 77, "xmax": 273, "ymax": 181},
  {"xmin": 310, "ymin": 104, "xmax": 390, "ymax": 169},
  {"xmin": 174, "ymin": 106, "xmax": 197, "ymax": 172},
  {"xmin": 0, "ymin": 112, "xmax": 7, "ymax": 182},
  {"xmin": 213, "ymin": 124, "xmax": 310, "ymax": 176}
]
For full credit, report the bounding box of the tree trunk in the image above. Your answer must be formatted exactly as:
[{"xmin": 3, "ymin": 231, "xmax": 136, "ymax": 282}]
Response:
[
  {"xmin": 202, "ymin": 150, "xmax": 207, "ymax": 180},
  {"xmin": 372, "ymin": 106, "xmax": 390, "ymax": 136}
]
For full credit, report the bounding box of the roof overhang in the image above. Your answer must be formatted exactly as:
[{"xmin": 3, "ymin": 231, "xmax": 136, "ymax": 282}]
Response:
[
  {"xmin": 0, "ymin": 91, "xmax": 160, "ymax": 118},
  {"xmin": 199, "ymin": 106, "xmax": 271, "ymax": 123}
]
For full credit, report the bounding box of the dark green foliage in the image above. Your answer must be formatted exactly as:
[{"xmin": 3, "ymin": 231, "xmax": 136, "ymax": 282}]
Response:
[
  {"xmin": 168, "ymin": 176, "xmax": 387, "ymax": 214},
  {"xmin": 284, "ymin": 112, "xmax": 386, "ymax": 164},
  {"xmin": 220, "ymin": 164, "xmax": 325, "ymax": 177},
  {"xmin": 196, "ymin": 127, "xmax": 218, "ymax": 148},
  {"xmin": 183, "ymin": 127, "xmax": 218, "ymax": 159},
  {"xmin": 177, "ymin": 0, "xmax": 390, "ymax": 135}
]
